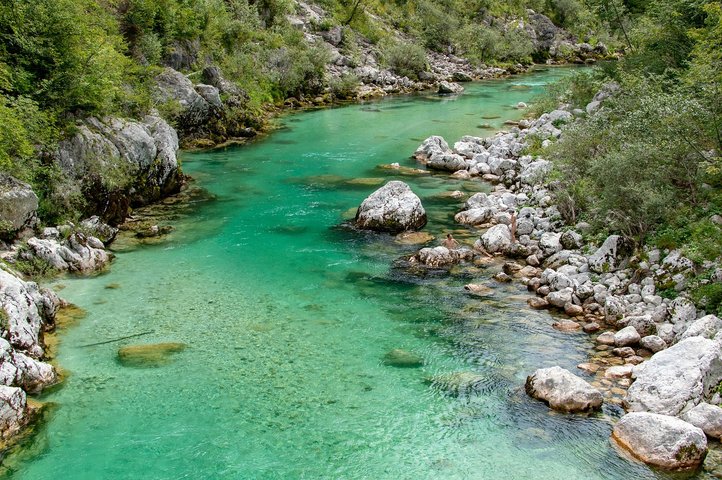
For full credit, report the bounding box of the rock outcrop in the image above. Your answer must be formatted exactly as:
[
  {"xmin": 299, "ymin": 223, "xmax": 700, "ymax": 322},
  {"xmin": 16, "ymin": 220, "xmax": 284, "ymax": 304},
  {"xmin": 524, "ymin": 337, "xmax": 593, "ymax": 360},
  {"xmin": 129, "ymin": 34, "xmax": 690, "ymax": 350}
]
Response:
[
  {"xmin": 612, "ymin": 412, "xmax": 707, "ymax": 470},
  {"xmin": 525, "ymin": 366, "xmax": 603, "ymax": 412},
  {"xmin": 355, "ymin": 181, "xmax": 427, "ymax": 233},
  {"xmin": 0, "ymin": 175, "xmax": 38, "ymax": 238},
  {"xmin": 0, "ymin": 266, "xmax": 59, "ymax": 439},
  {"xmin": 55, "ymin": 115, "xmax": 181, "ymax": 224}
]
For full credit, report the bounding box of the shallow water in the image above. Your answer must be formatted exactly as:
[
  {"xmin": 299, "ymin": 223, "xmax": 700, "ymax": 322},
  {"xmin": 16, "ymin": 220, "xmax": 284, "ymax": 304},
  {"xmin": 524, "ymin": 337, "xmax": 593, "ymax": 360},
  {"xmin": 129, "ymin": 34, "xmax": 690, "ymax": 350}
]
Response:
[{"xmin": 3, "ymin": 68, "xmax": 681, "ymax": 479}]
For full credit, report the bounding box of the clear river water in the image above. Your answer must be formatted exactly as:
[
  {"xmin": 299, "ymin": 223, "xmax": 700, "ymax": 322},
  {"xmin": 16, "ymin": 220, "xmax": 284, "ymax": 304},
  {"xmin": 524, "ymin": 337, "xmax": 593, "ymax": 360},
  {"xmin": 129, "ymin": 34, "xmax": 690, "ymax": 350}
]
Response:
[{"xmin": 2, "ymin": 67, "xmax": 686, "ymax": 479}]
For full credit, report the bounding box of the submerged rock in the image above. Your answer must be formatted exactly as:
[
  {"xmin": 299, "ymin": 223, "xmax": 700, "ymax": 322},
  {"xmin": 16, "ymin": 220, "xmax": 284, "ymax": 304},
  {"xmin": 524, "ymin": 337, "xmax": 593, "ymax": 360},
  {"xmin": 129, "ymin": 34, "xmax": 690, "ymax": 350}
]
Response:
[
  {"xmin": 612, "ymin": 412, "xmax": 707, "ymax": 470},
  {"xmin": 382, "ymin": 349, "xmax": 424, "ymax": 368},
  {"xmin": 525, "ymin": 366, "xmax": 602, "ymax": 412},
  {"xmin": 355, "ymin": 181, "xmax": 427, "ymax": 233},
  {"xmin": 427, "ymin": 371, "xmax": 485, "ymax": 397},
  {"xmin": 117, "ymin": 343, "xmax": 186, "ymax": 368}
]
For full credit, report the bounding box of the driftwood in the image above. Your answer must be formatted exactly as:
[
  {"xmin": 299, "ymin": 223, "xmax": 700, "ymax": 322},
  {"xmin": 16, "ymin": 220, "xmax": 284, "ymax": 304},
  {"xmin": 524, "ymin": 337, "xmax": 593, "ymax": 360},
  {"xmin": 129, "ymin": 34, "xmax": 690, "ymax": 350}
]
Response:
[{"xmin": 77, "ymin": 330, "xmax": 155, "ymax": 348}]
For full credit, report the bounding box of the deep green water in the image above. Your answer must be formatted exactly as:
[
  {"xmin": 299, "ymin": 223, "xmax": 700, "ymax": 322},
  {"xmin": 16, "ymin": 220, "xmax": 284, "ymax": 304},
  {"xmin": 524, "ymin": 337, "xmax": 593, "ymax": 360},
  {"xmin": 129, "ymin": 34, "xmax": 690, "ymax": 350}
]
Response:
[{"xmin": 3, "ymin": 68, "xmax": 676, "ymax": 479}]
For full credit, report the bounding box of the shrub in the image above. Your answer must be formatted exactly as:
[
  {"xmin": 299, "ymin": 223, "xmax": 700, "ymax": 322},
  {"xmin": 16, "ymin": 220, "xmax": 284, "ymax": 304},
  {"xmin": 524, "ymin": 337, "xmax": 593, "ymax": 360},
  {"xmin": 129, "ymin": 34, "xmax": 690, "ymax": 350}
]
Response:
[
  {"xmin": 329, "ymin": 74, "xmax": 360, "ymax": 99},
  {"xmin": 383, "ymin": 41, "xmax": 427, "ymax": 80}
]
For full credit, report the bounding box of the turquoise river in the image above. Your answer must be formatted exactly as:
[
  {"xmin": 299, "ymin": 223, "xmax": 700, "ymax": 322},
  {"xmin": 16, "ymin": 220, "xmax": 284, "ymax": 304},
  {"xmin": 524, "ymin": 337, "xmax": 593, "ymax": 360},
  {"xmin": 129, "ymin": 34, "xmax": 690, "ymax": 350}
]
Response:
[{"xmin": 1, "ymin": 67, "xmax": 689, "ymax": 479}]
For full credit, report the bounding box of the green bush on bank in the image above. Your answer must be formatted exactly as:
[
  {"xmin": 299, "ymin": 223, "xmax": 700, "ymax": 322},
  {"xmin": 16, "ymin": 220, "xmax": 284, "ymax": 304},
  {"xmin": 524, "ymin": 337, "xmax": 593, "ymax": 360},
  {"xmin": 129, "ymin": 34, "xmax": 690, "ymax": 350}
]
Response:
[{"xmin": 533, "ymin": 0, "xmax": 722, "ymax": 267}]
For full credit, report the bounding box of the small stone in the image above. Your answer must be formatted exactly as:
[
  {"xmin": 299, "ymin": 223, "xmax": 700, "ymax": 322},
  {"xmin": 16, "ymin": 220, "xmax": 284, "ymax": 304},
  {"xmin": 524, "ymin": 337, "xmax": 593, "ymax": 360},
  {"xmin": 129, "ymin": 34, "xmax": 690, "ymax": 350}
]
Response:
[
  {"xmin": 577, "ymin": 363, "xmax": 600, "ymax": 373},
  {"xmin": 612, "ymin": 347, "xmax": 636, "ymax": 358},
  {"xmin": 553, "ymin": 320, "xmax": 582, "ymax": 332},
  {"xmin": 605, "ymin": 365, "xmax": 633, "ymax": 379},
  {"xmin": 528, "ymin": 297, "xmax": 549, "ymax": 309},
  {"xmin": 614, "ymin": 326, "xmax": 641, "ymax": 347},
  {"xmin": 596, "ymin": 331, "xmax": 616, "ymax": 345},
  {"xmin": 583, "ymin": 322, "xmax": 600, "ymax": 333},
  {"xmin": 494, "ymin": 272, "xmax": 512, "ymax": 283},
  {"xmin": 564, "ymin": 303, "xmax": 584, "ymax": 316}
]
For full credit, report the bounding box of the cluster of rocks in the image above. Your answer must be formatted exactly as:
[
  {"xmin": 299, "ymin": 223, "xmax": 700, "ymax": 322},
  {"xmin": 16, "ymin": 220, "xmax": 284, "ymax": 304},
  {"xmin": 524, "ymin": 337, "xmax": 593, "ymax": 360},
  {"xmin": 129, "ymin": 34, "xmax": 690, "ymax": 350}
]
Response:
[
  {"xmin": 17, "ymin": 218, "xmax": 116, "ymax": 274},
  {"xmin": 392, "ymin": 87, "xmax": 721, "ymax": 470}
]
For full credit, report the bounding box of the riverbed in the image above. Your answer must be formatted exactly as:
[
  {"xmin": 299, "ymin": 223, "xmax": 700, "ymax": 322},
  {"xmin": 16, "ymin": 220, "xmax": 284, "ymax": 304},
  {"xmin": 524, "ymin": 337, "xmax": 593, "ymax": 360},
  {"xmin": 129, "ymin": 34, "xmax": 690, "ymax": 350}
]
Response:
[{"xmin": 1, "ymin": 67, "xmax": 681, "ymax": 479}]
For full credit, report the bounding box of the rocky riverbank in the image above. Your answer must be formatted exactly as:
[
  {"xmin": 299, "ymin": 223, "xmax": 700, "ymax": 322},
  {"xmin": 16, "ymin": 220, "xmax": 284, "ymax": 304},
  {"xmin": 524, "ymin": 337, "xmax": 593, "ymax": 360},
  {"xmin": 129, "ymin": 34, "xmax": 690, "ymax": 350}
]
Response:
[{"xmin": 352, "ymin": 85, "xmax": 722, "ymax": 472}]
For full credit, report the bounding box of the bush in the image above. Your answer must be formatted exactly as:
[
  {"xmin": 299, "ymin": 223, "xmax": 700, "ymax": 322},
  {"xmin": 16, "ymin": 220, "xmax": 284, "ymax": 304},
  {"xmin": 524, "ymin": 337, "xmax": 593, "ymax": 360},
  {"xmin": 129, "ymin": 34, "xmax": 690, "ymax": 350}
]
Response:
[
  {"xmin": 383, "ymin": 41, "xmax": 427, "ymax": 80},
  {"xmin": 329, "ymin": 74, "xmax": 360, "ymax": 99},
  {"xmin": 548, "ymin": 75, "xmax": 717, "ymax": 243}
]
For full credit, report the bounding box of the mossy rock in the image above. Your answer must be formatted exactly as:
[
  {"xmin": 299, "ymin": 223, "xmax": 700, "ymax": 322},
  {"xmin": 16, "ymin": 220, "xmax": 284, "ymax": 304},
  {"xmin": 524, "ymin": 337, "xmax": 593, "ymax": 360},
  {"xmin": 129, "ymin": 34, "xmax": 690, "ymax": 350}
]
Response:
[
  {"xmin": 54, "ymin": 304, "xmax": 87, "ymax": 328},
  {"xmin": 394, "ymin": 232, "xmax": 435, "ymax": 245},
  {"xmin": 345, "ymin": 177, "xmax": 385, "ymax": 187},
  {"xmin": 117, "ymin": 343, "xmax": 187, "ymax": 368},
  {"xmin": 383, "ymin": 349, "xmax": 424, "ymax": 368}
]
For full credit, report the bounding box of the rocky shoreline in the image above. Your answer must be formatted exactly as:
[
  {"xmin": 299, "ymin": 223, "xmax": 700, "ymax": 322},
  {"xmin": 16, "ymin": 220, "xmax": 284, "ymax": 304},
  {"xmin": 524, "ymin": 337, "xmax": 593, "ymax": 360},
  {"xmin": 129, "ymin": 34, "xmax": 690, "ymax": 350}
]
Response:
[{"xmin": 352, "ymin": 87, "xmax": 722, "ymax": 472}]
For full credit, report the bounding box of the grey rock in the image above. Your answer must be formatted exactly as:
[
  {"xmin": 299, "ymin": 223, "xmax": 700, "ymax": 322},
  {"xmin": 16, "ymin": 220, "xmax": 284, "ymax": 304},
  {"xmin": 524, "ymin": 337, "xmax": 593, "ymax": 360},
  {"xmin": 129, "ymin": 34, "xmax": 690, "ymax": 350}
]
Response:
[
  {"xmin": 640, "ymin": 335, "xmax": 667, "ymax": 353},
  {"xmin": 479, "ymin": 224, "xmax": 511, "ymax": 253},
  {"xmin": 681, "ymin": 402, "xmax": 722, "ymax": 439},
  {"xmin": 0, "ymin": 175, "xmax": 38, "ymax": 236},
  {"xmin": 438, "ymin": 81, "xmax": 464, "ymax": 94},
  {"xmin": 615, "ymin": 326, "xmax": 641, "ymax": 347},
  {"xmin": 588, "ymin": 235, "xmax": 633, "ymax": 273},
  {"xmin": 79, "ymin": 216, "xmax": 118, "ymax": 244},
  {"xmin": 355, "ymin": 181, "xmax": 426, "ymax": 233},
  {"xmin": 154, "ymin": 67, "xmax": 212, "ymax": 126},
  {"xmin": 0, "ymin": 386, "xmax": 27, "ymax": 440},
  {"xmin": 612, "ymin": 412, "xmax": 707, "ymax": 470},
  {"xmin": 415, "ymin": 246, "xmax": 474, "ymax": 267},
  {"xmin": 679, "ymin": 315, "xmax": 722, "ymax": 341},
  {"xmin": 427, "ymin": 153, "xmax": 467, "ymax": 172},
  {"xmin": 625, "ymin": 336, "xmax": 722, "ymax": 416},
  {"xmin": 560, "ymin": 230, "xmax": 583, "ymax": 250},
  {"xmin": 525, "ymin": 366, "xmax": 602, "ymax": 412}
]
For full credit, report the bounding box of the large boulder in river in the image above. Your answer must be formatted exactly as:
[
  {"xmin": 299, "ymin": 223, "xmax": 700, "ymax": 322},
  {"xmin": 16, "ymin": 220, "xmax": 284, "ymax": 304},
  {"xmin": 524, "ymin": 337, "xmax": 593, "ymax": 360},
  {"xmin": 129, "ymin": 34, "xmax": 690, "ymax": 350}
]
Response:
[
  {"xmin": 414, "ymin": 246, "xmax": 474, "ymax": 267},
  {"xmin": 625, "ymin": 336, "xmax": 722, "ymax": 416},
  {"xmin": 525, "ymin": 366, "xmax": 603, "ymax": 412},
  {"xmin": 426, "ymin": 153, "xmax": 467, "ymax": 172},
  {"xmin": 612, "ymin": 412, "xmax": 707, "ymax": 470},
  {"xmin": 438, "ymin": 81, "xmax": 464, "ymax": 94},
  {"xmin": 588, "ymin": 235, "xmax": 633, "ymax": 273},
  {"xmin": 0, "ymin": 175, "xmax": 38, "ymax": 238},
  {"xmin": 355, "ymin": 181, "xmax": 427, "ymax": 233}
]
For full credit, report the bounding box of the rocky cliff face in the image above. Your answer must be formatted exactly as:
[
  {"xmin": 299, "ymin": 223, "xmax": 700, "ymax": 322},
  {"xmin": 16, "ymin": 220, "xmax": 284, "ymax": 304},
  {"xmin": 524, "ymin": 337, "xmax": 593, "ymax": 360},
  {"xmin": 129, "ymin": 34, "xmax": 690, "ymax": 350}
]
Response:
[{"xmin": 55, "ymin": 114, "xmax": 182, "ymax": 225}]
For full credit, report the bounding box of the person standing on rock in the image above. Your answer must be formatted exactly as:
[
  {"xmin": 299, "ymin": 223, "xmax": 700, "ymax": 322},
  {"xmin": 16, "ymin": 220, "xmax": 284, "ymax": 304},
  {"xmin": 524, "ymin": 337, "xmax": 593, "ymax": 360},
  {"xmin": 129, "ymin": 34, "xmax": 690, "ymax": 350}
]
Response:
[{"xmin": 443, "ymin": 233, "xmax": 460, "ymax": 249}]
